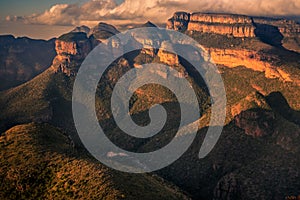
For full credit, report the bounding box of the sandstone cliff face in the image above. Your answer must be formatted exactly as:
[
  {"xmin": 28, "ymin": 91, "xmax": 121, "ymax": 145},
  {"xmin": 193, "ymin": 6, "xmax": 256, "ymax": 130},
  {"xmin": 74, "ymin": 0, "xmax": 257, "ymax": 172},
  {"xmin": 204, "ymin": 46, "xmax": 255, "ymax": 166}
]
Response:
[
  {"xmin": 167, "ymin": 12, "xmax": 300, "ymax": 52},
  {"xmin": 167, "ymin": 13, "xmax": 297, "ymax": 83},
  {"xmin": 208, "ymin": 48, "xmax": 292, "ymax": 82},
  {"xmin": 51, "ymin": 33, "xmax": 93, "ymax": 76},
  {"xmin": 51, "ymin": 23, "xmax": 123, "ymax": 76},
  {"xmin": 157, "ymin": 41, "xmax": 179, "ymax": 66},
  {"xmin": 167, "ymin": 12, "xmax": 256, "ymax": 37},
  {"xmin": 55, "ymin": 39, "xmax": 92, "ymax": 58},
  {"xmin": 190, "ymin": 13, "xmax": 253, "ymax": 24},
  {"xmin": 157, "ymin": 50, "xmax": 179, "ymax": 66},
  {"xmin": 187, "ymin": 22, "xmax": 255, "ymax": 37}
]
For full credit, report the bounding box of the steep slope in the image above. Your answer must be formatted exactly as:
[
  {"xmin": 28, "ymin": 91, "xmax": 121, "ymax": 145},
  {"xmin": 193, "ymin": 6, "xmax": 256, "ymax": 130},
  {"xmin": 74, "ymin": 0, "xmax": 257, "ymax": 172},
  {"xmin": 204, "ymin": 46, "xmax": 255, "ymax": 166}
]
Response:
[
  {"xmin": 253, "ymin": 17, "xmax": 300, "ymax": 52},
  {"xmin": 0, "ymin": 35, "xmax": 56, "ymax": 91},
  {"xmin": 0, "ymin": 123, "xmax": 190, "ymax": 199},
  {"xmin": 156, "ymin": 100, "xmax": 300, "ymax": 199},
  {"xmin": 0, "ymin": 21, "xmax": 210, "ymax": 148},
  {"xmin": 1, "ymin": 15, "xmax": 300, "ymax": 200},
  {"xmin": 167, "ymin": 12, "xmax": 300, "ymax": 84},
  {"xmin": 161, "ymin": 12, "xmax": 300, "ymax": 199}
]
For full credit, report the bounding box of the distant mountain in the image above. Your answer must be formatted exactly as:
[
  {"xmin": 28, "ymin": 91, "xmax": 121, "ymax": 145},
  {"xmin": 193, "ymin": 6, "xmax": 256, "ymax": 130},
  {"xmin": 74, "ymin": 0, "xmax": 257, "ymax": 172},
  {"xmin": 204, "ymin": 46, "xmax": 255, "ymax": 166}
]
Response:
[
  {"xmin": 71, "ymin": 25, "xmax": 91, "ymax": 35},
  {"xmin": 0, "ymin": 35, "xmax": 56, "ymax": 91}
]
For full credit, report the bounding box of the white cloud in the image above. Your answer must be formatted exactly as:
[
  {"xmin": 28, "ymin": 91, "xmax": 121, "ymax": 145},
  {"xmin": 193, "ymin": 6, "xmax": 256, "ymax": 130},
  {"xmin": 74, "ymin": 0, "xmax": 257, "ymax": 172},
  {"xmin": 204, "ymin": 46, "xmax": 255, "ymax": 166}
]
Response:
[{"xmin": 6, "ymin": 0, "xmax": 300, "ymax": 26}]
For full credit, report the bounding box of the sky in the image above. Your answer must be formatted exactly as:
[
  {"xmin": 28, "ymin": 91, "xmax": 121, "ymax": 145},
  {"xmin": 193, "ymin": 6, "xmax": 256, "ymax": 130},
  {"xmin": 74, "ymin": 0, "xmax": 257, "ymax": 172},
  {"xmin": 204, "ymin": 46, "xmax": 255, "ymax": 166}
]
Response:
[{"xmin": 1, "ymin": 0, "xmax": 300, "ymax": 39}]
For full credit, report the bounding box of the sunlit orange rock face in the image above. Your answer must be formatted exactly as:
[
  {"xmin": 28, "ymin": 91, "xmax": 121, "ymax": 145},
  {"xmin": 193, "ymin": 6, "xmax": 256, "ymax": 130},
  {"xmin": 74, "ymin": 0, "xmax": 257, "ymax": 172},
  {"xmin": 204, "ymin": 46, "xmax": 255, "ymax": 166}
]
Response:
[
  {"xmin": 190, "ymin": 13, "xmax": 253, "ymax": 24},
  {"xmin": 167, "ymin": 12, "xmax": 297, "ymax": 83},
  {"xmin": 167, "ymin": 12, "xmax": 256, "ymax": 37},
  {"xmin": 51, "ymin": 36, "xmax": 92, "ymax": 76},
  {"xmin": 55, "ymin": 39, "xmax": 92, "ymax": 59},
  {"xmin": 208, "ymin": 48, "xmax": 292, "ymax": 82},
  {"xmin": 187, "ymin": 22, "xmax": 255, "ymax": 37},
  {"xmin": 157, "ymin": 50, "xmax": 179, "ymax": 66}
]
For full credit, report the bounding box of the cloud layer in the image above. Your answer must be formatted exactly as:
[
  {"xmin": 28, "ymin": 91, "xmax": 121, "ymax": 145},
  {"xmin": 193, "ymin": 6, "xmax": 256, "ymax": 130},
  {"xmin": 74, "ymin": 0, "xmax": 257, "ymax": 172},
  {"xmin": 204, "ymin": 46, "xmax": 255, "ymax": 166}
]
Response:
[{"xmin": 6, "ymin": 0, "xmax": 300, "ymax": 26}]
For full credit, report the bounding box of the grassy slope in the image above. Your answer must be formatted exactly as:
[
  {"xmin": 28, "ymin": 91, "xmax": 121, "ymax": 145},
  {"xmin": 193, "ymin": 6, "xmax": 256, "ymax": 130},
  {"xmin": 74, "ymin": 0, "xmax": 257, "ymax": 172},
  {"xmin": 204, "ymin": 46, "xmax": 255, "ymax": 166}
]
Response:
[
  {"xmin": 0, "ymin": 123, "xmax": 190, "ymax": 200},
  {"xmin": 0, "ymin": 30, "xmax": 299, "ymax": 199}
]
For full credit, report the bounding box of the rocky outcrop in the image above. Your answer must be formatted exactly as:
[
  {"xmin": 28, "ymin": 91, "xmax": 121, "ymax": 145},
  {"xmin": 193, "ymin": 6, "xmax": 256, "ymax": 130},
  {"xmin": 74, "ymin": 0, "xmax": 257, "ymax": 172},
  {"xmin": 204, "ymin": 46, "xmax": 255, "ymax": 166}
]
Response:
[
  {"xmin": 51, "ymin": 32, "xmax": 93, "ymax": 76},
  {"xmin": 157, "ymin": 41, "xmax": 179, "ymax": 66},
  {"xmin": 51, "ymin": 23, "xmax": 122, "ymax": 76},
  {"xmin": 208, "ymin": 48, "xmax": 292, "ymax": 82},
  {"xmin": 230, "ymin": 92, "xmax": 270, "ymax": 117},
  {"xmin": 90, "ymin": 22, "xmax": 120, "ymax": 41},
  {"xmin": 71, "ymin": 25, "xmax": 90, "ymax": 34},
  {"xmin": 188, "ymin": 22, "xmax": 255, "ymax": 37},
  {"xmin": 253, "ymin": 18, "xmax": 300, "ymax": 38},
  {"xmin": 167, "ymin": 12, "xmax": 190, "ymax": 31},
  {"xmin": 253, "ymin": 17, "xmax": 300, "ymax": 52},
  {"xmin": 190, "ymin": 13, "xmax": 253, "ymax": 24},
  {"xmin": 167, "ymin": 12, "xmax": 300, "ymax": 52},
  {"xmin": 234, "ymin": 109, "xmax": 275, "ymax": 137},
  {"xmin": 167, "ymin": 12, "xmax": 256, "ymax": 37}
]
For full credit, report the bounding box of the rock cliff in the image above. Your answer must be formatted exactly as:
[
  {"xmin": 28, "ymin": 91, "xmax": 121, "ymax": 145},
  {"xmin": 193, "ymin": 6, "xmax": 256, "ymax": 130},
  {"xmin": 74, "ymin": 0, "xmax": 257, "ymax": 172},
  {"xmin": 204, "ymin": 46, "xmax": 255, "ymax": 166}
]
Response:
[
  {"xmin": 51, "ymin": 32, "xmax": 93, "ymax": 76},
  {"xmin": 167, "ymin": 12, "xmax": 299, "ymax": 83},
  {"xmin": 253, "ymin": 17, "xmax": 300, "ymax": 52},
  {"xmin": 51, "ymin": 23, "xmax": 122, "ymax": 76},
  {"xmin": 167, "ymin": 12, "xmax": 256, "ymax": 37},
  {"xmin": 207, "ymin": 48, "xmax": 292, "ymax": 82},
  {"xmin": 167, "ymin": 12, "xmax": 300, "ymax": 50}
]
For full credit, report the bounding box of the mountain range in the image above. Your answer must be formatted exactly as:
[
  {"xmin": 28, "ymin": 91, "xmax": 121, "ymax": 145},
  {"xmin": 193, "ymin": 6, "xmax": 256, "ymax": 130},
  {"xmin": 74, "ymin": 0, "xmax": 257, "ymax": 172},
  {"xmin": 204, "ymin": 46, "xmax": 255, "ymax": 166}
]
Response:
[{"xmin": 0, "ymin": 12, "xmax": 299, "ymax": 199}]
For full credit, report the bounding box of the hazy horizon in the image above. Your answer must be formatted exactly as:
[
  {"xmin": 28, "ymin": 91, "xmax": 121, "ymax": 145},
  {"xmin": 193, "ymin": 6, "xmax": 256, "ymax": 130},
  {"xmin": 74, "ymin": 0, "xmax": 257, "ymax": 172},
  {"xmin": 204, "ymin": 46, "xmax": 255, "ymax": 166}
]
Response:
[{"xmin": 1, "ymin": 0, "xmax": 300, "ymax": 39}]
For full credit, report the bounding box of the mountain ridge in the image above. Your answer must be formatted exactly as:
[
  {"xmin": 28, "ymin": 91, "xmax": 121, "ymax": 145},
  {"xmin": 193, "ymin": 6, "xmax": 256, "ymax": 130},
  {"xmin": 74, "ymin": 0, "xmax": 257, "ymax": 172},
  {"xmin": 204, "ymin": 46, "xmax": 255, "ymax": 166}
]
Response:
[{"xmin": 0, "ymin": 12, "xmax": 299, "ymax": 200}]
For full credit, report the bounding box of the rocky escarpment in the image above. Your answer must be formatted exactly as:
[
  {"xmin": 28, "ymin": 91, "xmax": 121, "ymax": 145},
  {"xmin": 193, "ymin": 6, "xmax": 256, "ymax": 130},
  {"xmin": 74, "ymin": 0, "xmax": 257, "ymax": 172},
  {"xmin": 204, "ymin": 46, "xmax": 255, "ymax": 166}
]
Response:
[
  {"xmin": 51, "ymin": 32, "xmax": 93, "ymax": 76},
  {"xmin": 253, "ymin": 17, "xmax": 300, "ymax": 52},
  {"xmin": 207, "ymin": 48, "xmax": 292, "ymax": 82},
  {"xmin": 167, "ymin": 12, "xmax": 300, "ymax": 51},
  {"xmin": 167, "ymin": 12, "xmax": 256, "ymax": 37},
  {"xmin": 253, "ymin": 17, "xmax": 300, "ymax": 38},
  {"xmin": 167, "ymin": 12, "xmax": 299, "ymax": 83},
  {"xmin": 51, "ymin": 22, "xmax": 123, "ymax": 76}
]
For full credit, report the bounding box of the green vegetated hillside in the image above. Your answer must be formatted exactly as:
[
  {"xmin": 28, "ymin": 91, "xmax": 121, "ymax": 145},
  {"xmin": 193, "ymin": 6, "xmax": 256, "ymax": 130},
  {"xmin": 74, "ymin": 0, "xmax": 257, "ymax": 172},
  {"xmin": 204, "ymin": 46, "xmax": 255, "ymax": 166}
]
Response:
[
  {"xmin": 1, "ymin": 14, "xmax": 300, "ymax": 199},
  {"xmin": 0, "ymin": 123, "xmax": 190, "ymax": 199}
]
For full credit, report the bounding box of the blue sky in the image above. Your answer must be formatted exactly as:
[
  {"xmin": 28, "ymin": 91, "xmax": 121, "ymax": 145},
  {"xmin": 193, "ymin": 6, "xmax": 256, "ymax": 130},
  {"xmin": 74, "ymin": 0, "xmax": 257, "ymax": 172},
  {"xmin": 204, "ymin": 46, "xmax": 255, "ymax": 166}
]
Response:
[{"xmin": 0, "ymin": 0, "xmax": 83, "ymax": 18}]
